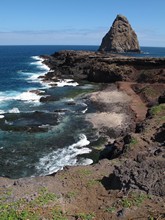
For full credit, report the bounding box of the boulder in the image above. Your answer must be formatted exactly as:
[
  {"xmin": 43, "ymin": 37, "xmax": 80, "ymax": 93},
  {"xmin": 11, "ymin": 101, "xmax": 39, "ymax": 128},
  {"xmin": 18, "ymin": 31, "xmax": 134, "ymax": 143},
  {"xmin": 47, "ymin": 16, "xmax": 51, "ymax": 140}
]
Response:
[
  {"xmin": 98, "ymin": 14, "xmax": 140, "ymax": 53},
  {"xmin": 158, "ymin": 91, "xmax": 165, "ymax": 104}
]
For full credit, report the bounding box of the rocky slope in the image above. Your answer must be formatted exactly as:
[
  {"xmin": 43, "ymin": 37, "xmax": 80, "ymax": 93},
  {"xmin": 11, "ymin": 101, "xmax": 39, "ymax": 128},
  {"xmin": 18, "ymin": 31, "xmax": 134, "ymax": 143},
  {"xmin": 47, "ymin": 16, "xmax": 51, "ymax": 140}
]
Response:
[{"xmin": 98, "ymin": 14, "xmax": 140, "ymax": 53}]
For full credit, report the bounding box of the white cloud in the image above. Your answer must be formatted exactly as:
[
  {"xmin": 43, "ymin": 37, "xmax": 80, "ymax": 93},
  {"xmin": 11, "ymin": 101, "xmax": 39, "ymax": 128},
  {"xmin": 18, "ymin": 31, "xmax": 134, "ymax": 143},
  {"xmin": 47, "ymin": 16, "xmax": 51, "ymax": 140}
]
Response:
[{"xmin": 0, "ymin": 27, "xmax": 107, "ymax": 45}]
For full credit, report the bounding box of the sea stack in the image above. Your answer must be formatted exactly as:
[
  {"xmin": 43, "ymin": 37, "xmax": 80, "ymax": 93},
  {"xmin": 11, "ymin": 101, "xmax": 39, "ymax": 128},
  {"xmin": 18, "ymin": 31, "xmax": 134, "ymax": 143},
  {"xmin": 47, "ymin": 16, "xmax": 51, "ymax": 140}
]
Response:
[{"xmin": 99, "ymin": 14, "xmax": 140, "ymax": 53}]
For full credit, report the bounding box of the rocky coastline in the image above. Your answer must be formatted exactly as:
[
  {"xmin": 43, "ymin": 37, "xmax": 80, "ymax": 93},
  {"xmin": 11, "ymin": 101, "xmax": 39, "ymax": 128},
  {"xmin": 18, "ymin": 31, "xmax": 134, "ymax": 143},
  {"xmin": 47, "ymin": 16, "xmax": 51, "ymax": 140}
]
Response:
[{"xmin": 0, "ymin": 50, "xmax": 165, "ymax": 219}]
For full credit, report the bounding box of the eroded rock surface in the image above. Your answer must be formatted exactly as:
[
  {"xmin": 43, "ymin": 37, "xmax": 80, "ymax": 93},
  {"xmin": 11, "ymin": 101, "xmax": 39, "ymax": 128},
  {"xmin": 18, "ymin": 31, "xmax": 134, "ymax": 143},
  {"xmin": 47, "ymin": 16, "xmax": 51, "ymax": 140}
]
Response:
[
  {"xmin": 98, "ymin": 14, "xmax": 140, "ymax": 53},
  {"xmin": 41, "ymin": 51, "xmax": 165, "ymax": 83}
]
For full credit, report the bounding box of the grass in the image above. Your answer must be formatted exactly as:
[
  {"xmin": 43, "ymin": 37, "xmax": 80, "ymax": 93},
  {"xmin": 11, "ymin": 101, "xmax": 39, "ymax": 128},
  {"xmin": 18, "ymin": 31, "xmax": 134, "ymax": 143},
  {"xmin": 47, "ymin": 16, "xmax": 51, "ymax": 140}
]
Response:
[
  {"xmin": 65, "ymin": 191, "xmax": 77, "ymax": 199},
  {"xmin": 104, "ymin": 192, "xmax": 149, "ymax": 215},
  {"xmin": 143, "ymin": 86, "xmax": 159, "ymax": 97},
  {"xmin": 86, "ymin": 179, "xmax": 100, "ymax": 188},
  {"xmin": 105, "ymin": 206, "xmax": 116, "ymax": 213},
  {"xmin": 52, "ymin": 209, "xmax": 68, "ymax": 220},
  {"xmin": 125, "ymin": 136, "xmax": 138, "ymax": 152},
  {"xmin": 78, "ymin": 169, "xmax": 92, "ymax": 176},
  {"xmin": 120, "ymin": 192, "xmax": 149, "ymax": 208},
  {"xmin": 76, "ymin": 212, "xmax": 95, "ymax": 220},
  {"xmin": 150, "ymin": 104, "xmax": 165, "ymax": 116},
  {"xmin": 0, "ymin": 186, "xmax": 66, "ymax": 220},
  {"xmin": 129, "ymin": 137, "xmax": 138, "ymax": 146}
]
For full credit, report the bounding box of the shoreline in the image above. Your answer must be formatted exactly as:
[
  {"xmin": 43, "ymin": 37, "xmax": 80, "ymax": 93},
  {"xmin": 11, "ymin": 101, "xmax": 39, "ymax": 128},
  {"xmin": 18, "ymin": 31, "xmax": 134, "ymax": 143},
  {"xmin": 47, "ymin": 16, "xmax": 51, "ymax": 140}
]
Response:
[{"xmin": 0, "ymin": 50, "xmax": 165, "ymax": 219}]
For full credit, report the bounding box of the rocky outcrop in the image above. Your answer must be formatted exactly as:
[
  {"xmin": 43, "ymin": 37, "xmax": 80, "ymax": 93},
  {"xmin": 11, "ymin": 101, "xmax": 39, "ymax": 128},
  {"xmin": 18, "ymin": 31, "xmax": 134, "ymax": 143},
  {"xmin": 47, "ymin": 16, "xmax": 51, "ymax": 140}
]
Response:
[
  {"xmin": 41, "ymin": 51, "xmax": 165, "ymax": 83},
  {"xmin": 113, "ymin": 157, "xmax": 165, "ymax": 196},
  {"xmin": 98, "ymin": 14, "xmax": 140, "ymax": 53}
]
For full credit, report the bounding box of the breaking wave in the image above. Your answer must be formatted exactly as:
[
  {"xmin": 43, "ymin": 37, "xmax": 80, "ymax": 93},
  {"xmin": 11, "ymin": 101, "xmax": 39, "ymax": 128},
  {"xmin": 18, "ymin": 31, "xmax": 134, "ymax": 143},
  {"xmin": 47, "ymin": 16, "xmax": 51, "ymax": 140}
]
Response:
[{"xmin": 36, "ymin": 134, "xmax": 92, "ymax": 176}]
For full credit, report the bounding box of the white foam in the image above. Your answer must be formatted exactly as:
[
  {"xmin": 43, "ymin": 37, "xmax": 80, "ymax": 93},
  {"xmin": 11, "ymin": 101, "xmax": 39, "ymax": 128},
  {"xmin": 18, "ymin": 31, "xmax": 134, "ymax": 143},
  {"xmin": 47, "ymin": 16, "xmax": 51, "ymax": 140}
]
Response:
[
  {"xmin": 53, "ymin": 79, "xmax": 79, "ymax": 87},
  {"xmin": 0, "ymin": 110, "xmax": 5, "ymax": 114},
  {"xmin": 5, "ymin": 120, "xmax": 13, "ymax": 125},
  {"xmin": 20, "ymin": 57, "xmax": 51, "ymax": 88},
  {"xmin": 82, "ymin": 108, "xmax": 88, "ymax": 114},
  {"xmin": 14, "ymin": 91, "xmax": 41, "ymax": 103},
  {"xmin": 0, "ymin": 90, "xmax": 41, "ymax": 104},
  {"xmin": 8, "ymin": 108, "xmax": 20, "ymax": 113},
  {"xmin": 30, "ymin": 56, "xmax": 50, "ymax": 72},
  {"xmin": 78, "ymin": 158, "xmax": 93, "ymax": 165},
  {"xmin": 36, "ymin": 134, "xmax": 92, "ymax": 176},
  {"xmin": 0, "ymin": 92, "xmax": 12, "ymax": 102},
  {"xmin": 0, "ymin": 115, "xmax": 4, "ymax": 119},
  {"xmin": 27, "ymin": 74, "xmax": 40, "ymax": 81}
]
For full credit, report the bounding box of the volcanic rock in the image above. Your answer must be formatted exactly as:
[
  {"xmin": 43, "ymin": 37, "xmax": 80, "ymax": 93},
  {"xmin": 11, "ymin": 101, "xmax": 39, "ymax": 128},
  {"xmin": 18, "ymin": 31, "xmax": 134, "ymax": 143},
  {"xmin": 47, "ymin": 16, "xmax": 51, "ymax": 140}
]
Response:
[
  {"xmin": 113, "ymin": 158, "xmax": 165, "ymax": 196},
  {"xmin": 99, "ymin": 14, "xmax": 140, "ymax": 53},
  {"xmin": 158, "ymin": 91, "xmax": 165, "ymax": 104}
]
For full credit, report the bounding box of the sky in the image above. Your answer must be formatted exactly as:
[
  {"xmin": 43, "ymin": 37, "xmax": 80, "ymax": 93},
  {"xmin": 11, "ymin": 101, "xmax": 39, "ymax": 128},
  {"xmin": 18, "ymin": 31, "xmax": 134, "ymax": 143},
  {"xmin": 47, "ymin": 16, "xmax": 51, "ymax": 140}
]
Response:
[{"xmin": 0, "ymin": 0, "xmax": 164, "ymax": 47}]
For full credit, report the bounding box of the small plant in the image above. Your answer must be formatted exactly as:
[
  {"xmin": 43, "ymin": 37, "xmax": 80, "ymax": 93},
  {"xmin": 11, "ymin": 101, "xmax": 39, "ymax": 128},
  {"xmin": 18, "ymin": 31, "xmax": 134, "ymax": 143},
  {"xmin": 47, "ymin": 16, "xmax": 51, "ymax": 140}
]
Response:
[
  {"xmin": 86, "ymin": 179, "xmax": 100, "ymax": 187},
  {"xmin": 111, "ymin": 192, "xmax": 149, "ymax": 212},
  {"xmin": 148, "ymin": 216, "xmax": 155, "ymax": 220},
  {"xmin": 76, "ymin": 212, "xmax": 95, "ymax": 220},
  {"xmin": 0, "ymin": 187, "xmax": 59, "ymax": 220},
  {"xmin": 121, "ymin": 198, "xmax": 132, "ymax": 208},
  {"xmin": 32, "ymin": 187, "xmax": 57, "ymax": 206},
  {"xmin": 125, "ymin": 137, "xmax": 138, "ymax": 152},
  {"xmin": 65, "ymin": 191, "xmax": 77, "ymax": 199},
  {"xmin": 150, "ymin": 104, "xmax": 165, "ymax": 116},
  {"xmin": 105, "ymin": 206, "xmax": 116, "ymax": 213},
  {"xmin": 133, "ymin": 193, "xmax": 148, "ymax": 206},
  {"xmin": 78, "ymin": 169, "xmax": 92, "ymax": 176},
  {"xmin": 130, "ymin": 137, "xmax": 138, "ymax": 146},
  {"xmin": 0, "ymin": 187, "xmax": 12, "ymax": 202},
  {"xmin": 52, "ymin": 209, "xmax": 68, "ymax": 220}
]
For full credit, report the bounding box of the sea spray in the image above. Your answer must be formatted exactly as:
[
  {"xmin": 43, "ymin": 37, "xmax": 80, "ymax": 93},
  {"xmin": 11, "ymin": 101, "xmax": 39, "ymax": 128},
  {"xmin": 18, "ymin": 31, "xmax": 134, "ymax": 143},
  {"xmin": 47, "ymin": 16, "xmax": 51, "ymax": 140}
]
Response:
[{"xmin": 36, "ymin": 134, "xmax": 92, "ymax": 176}]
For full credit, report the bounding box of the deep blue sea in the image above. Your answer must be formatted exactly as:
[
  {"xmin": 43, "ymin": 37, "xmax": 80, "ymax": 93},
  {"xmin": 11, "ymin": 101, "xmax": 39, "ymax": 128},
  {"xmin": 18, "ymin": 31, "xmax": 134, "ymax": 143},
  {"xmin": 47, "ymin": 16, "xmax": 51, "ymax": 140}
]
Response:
[{"xmin": 0, "ymin": 45, "xmax": 164, "ymax": 179}]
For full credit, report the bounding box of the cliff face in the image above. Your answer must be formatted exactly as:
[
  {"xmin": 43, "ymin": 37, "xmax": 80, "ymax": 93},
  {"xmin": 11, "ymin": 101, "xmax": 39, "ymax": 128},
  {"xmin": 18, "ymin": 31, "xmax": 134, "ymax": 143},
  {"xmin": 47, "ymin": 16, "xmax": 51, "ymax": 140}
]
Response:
[{"xmin": 99, "ymin": 14, "xmax": 140, "ymax": 53}]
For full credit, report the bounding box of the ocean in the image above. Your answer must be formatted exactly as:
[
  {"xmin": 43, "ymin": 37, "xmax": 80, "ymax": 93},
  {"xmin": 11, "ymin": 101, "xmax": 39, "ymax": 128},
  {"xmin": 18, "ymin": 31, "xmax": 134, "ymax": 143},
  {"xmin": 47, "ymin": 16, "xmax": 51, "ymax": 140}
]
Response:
[{"xmin": 0, "ymin": 45, "xmax": 164, "ymax": 179}]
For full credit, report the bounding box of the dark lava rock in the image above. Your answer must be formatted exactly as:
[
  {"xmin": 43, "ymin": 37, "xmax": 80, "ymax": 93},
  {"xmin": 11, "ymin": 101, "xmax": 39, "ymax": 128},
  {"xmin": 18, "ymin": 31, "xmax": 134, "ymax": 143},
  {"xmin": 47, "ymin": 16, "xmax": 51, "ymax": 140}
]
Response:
[
  {"xmin": 0, "ymin": 111, "xmax": 59, "ymax": 132},
  {"xmin": 135, "ymin": 122, "xmax": 145, "ymax": 133},
  {"xmin": 99, "ymin": 134, "xmax": 133, "ymax": 160},
  {"xmin": 158, "ymin": 91, "xmax": 165, "ymax": 104},
  {"xmin": 40, "ymin": 95, "xmax": 57, "ymax": 102},
  {"xmin": 41, "ymin": 51, "xmax": 165, "ymax": 84},
  {"xmin": 113, "ymin": 158, "xmax": 165, "ymax": 196},
  {"xmin": 98, "ymin": 14, "xmax": 140, "ymax": 53},
  {"xmin": 154, "ymin": 123, "xmax": 165, "ymax": 144},
  {"xmin": 67, "ymin": 101, "xmax": 76, "ymax": 106}
]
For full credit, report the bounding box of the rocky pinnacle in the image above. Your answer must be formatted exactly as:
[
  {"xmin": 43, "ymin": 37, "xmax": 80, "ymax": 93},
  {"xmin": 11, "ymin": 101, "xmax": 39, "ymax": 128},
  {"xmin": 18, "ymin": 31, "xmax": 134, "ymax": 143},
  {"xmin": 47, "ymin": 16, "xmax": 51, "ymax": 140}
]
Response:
[{"xmin": 99, "ymin": 14, "xmax": 140, "ymax": 53}]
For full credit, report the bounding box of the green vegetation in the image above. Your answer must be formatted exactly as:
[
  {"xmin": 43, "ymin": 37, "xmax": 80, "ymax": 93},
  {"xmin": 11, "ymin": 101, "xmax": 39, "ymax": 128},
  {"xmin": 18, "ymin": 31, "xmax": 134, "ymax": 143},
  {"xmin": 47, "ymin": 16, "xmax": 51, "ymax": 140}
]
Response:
[
  {"xmin": 129, "ymin": 137, "xmax": 138, "ymax": 146},
  {"xmin": 0, "ymin": 186, "xmax": 66, "ymax": 220},
  {"xmin": 52, "ymin": 209, "xmax": 68, "ymax": 220},
  {"xmin": 86, "ymin": 179, "xmax": 100, "ymax": 188},
  {"xmin": 119, "ymin": 192, "xmax": 149, "ymax": 208},
  {"xmin": 125, "ymin": 136, "xmax": 138, "ymax": 152},
  {"xmin": 104, "ymin": 192, "xmax": 149, "ymax": 215},
  {"xmin": 143, "ymin": 86, "xmax": 159, "ymax": 97},
  {"xmin": 105, "ymin": 206, "xmax": 116, "ymax": 213},
  {"xmin": 150, "ymin": 104, "xmax": 165, "ymax": 116},
  {"xmin": 78, "ymin": 168, "xmax": 92, "ymax": 176},
  {"xmin": 76, "ymin": 212, "xmax": 95, "ymax": 220},
  {"xmin": 65, "ymin": 191, "xmax": 77, "ymax": 199}
]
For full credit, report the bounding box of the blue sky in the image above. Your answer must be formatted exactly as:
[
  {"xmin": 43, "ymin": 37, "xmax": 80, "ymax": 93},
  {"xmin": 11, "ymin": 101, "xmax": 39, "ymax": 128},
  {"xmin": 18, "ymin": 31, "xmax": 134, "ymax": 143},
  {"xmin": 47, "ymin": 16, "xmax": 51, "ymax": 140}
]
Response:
[{"xmin": 0, "ymin": 0, "xmax": 164, "ymax": 46}]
